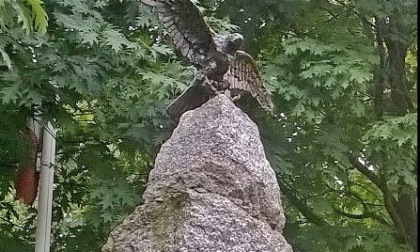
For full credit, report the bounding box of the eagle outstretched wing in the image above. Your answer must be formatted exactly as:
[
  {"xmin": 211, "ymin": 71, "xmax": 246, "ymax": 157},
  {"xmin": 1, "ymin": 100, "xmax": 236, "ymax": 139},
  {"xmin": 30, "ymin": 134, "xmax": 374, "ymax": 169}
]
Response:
[
  {"xmin": 141, "ymin": 0, "xmax": 217, "ymax": 67},
  {"xmin": 166, "ymin": 51, "xmax": 274, "ymax": 121},
  {"xmin": 223, "ymin": 51, "xmax": 274, "ymax": 111},
  {"xmin": 140, "ymin": 0, "xmax": 273, "ymax": 121}
]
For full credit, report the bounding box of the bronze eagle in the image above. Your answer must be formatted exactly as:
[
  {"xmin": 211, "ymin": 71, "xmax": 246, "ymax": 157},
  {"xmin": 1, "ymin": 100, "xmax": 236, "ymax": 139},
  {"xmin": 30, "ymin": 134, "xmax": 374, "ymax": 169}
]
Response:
[{"xmin": 140, "ymin": 0, "xmax": 273, "ymax": 121}]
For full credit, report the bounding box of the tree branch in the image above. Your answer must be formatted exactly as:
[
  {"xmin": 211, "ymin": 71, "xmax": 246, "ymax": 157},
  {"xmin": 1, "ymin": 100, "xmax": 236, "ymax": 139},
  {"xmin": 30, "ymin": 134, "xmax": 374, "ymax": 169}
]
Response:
[
  {"xmin": 347, "ymin": 154, "xmax": 384, "ymax": 190},
  {"xmin": 350, "ymin": 181, "xmax": 383, "ymax": 202},
  {"xmin": 332, "ymin": 207, "xmax": 370, "ymax": 219},
  {"xmin": 277, "ymin": 175, "xmax": 328, "ymax": 226},
  {"xmin": 334, "ymin": 0, "xmax": 375, "ymax": 29},
  {"xmin": 332, "ymin": 206, "xmax": 390, "ymax": 226},
  {"xmin": 348, "ymin": 153, "xmax": 411, "ymax": 247}
]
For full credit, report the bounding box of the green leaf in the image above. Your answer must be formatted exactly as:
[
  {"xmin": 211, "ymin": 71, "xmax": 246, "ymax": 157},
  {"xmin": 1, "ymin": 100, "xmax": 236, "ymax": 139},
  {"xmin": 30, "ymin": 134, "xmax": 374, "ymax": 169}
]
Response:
[
  {"xmin": 13, "ymin": 1, "xmax": 32, "ymax": 34},
  {"xmin": 1, "ymin": 83, "xmax": 20, "ymax": 104},
  {"xmin": 27, "ymin": 0, "xmax": 48, "ymax": 34},
  {"xmin": 79, "ymin": 30, "xmax": 98, "ymax": 46}
]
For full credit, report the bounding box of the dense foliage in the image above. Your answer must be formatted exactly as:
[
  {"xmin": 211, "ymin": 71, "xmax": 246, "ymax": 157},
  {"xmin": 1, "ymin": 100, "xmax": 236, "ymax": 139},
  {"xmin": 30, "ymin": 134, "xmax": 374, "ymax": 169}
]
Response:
[{"xmin": 0, "ymin": 0, "xmax": 417, "ymax": 251}]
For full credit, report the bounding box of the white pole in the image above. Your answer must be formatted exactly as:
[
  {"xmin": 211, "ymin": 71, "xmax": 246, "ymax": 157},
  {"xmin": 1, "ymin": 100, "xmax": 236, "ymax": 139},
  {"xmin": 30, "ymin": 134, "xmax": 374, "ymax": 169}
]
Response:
[{"xmin": 35, "ymin": 122, "xmax": 56, "ymax": 252}]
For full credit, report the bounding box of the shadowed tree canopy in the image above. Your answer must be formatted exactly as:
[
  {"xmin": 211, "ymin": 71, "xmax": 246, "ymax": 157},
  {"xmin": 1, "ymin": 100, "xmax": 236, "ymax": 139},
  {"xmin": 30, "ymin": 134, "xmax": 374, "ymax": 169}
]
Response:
[{"xmin": 0, "ymin": 0, "xmax": 417, "ymax": 251}]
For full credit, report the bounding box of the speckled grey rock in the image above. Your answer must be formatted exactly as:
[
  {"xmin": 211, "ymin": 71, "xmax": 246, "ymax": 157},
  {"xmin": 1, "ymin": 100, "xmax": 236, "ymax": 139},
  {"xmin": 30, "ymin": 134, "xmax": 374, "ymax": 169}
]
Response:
[{"xmin": 102, "ymin": 94, "xmax": 293, "ymax": 252}]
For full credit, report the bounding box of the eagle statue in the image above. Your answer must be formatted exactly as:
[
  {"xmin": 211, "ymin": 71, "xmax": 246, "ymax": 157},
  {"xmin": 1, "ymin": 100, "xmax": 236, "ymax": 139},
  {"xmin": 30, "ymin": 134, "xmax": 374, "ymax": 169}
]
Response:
[{"xmin": 140, "ymin": 0, "xmax": 274, "ymax": 121}]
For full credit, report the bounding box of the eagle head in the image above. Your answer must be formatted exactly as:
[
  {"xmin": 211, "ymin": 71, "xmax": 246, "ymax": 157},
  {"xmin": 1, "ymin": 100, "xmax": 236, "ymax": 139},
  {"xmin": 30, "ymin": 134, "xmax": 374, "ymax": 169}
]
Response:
[{"xmin": 214, "ymin": 33, "xmax": 243, "ymax": 55}]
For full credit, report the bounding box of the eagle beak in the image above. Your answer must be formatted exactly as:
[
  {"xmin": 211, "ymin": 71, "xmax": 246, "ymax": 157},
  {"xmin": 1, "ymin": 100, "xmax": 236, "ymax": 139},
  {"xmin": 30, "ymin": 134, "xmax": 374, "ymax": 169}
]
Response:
[{"xmin": 231, "ymin": 33, "xmax": 244, "ymax": 44}]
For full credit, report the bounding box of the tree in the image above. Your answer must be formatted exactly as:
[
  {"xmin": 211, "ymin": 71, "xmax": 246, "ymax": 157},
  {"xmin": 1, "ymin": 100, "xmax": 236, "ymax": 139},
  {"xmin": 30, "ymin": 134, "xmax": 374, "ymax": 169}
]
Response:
[
  {"xmin": 0, "ymin": 0, "xmax": 417, "ymax": 251},
  {"xmin": 249, "ymin": 0, "xmax": 417, "ymax": 251},
  {"xmin": 1, "ymin": 0, "xmax": 182, "ymax": 250}
]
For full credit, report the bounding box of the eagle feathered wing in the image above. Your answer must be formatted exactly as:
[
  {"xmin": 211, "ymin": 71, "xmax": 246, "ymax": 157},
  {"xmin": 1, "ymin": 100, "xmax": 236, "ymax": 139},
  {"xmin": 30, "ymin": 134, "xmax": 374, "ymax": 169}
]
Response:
[
  {"xmin": 141, "ymin": 0, "xmax": 217, "ymax": 67},
  {"xmin": 223, "ymin": 51, "xmax": 274, "ymax": 111}
]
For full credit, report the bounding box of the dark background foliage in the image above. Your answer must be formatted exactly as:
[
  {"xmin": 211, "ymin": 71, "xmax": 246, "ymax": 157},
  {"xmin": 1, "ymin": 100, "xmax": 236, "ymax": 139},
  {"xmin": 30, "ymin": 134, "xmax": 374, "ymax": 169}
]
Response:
[{"xmin": 0, "ymin": 0, "xmax": 417, "ymax": 251}]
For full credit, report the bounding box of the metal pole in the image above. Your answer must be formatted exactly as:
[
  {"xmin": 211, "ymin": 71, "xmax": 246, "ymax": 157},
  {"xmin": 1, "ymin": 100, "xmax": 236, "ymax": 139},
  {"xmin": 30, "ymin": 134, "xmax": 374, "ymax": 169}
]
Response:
[{"xmin": 35, "ymin": 122, "xmax": 56, "ymax": 252}]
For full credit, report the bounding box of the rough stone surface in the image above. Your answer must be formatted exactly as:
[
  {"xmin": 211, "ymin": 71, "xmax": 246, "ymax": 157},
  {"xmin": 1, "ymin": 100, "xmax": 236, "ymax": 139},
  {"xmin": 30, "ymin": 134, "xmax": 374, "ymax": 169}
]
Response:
[{"xmin": 102, "ymin": 94, "xmax": 293, "ymax": 252}]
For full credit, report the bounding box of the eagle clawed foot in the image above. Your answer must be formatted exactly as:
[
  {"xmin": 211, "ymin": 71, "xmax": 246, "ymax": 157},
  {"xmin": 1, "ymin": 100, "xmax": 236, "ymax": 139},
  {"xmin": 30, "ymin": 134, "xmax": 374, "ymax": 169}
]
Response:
[
  {"xmin": 208, "ymin": 79, "xmax": 230, "ymax": 93},
  {"xmin": 231, "ymin": 93, "xmax": 242, "ymax": 102},
  {"xmin": 221, "ymin": 89, "xmax": 241, "ymax": 102}
]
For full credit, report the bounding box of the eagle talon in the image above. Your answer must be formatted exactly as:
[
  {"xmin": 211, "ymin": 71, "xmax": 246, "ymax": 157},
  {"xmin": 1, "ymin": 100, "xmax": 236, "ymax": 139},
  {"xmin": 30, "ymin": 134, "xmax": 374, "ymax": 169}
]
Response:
[
  {"xmin": 206, "ymin": 80, "xmax": 218, "ymax": 92},
  {"xmin": 231, "ymin": 94, "xmax": 241, "ymax": 102},
  {"xmin": 223, "ymin": 89, "xmax": 241, "ymax": 102},
  {"xmin": 217, "ymin": 89, "xmax": 240, "ymax": 103}
]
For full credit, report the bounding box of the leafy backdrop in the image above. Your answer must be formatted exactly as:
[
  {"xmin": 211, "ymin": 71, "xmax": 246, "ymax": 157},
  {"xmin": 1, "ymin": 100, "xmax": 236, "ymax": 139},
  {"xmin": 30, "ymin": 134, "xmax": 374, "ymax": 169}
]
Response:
[{"xmin": 0, "ymin": 0, "xmax": 417, "ymax": 251}]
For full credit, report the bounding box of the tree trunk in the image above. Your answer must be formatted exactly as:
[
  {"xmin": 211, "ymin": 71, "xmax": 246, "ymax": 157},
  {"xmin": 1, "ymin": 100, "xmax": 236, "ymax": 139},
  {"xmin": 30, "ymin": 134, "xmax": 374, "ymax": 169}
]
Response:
[
  {"xmin": 102, "ymin": 94, "xmax": 293, "ymax": 252},
  {"xmin": 373, "ymin": 12, "xmax": 417, "ymax": 251},
  {"xmin": 385, "ymin": 15, "xmax": 414, "ymax": 115}
]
